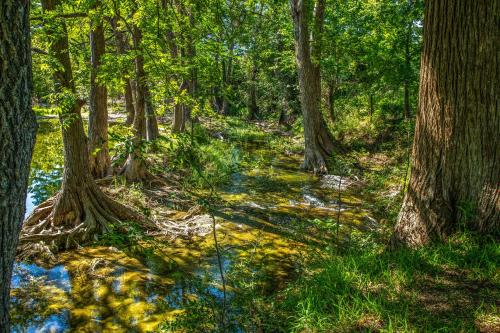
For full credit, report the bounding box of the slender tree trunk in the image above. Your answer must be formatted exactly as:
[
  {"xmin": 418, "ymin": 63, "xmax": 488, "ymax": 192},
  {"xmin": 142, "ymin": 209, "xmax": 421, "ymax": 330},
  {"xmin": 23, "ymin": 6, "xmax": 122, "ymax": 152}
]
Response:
[
  {"xmin": 109, "ymin": 16, "xmax": 135, "ymax": 125},
  {"xmin": 291, "ymin": 0, "xmax": 335, "ymax": 173},
  {"xmin": 165, "ymin": 27, "xmax": 188, "ymax": 133},
  {"xmin": 278, "ymin": 105, "xmax": 288, "ymax": 126},
  {"xmin": 0, "ymin": 2, "xmax": 37, "ymax": 331},
  {"xmin": 88, "ymin": 14, "xmax": 110, "ymax": 178},
  {"xmin": 220, "ymin": 42, "xmax": 234, "ymax": 115},
  {"xmin": 21, "ymin": 0, "xmax": 142, "ymax": 252},
  {"xmin": 392, "ymin": 0, "xmax": 500, "ymax": 247},
  {"xmin": 186, "ymin": 11, "xmax": 197, "ymax": 123},
  {"xmin": 120, "ymin": 24, "xmax": 149, "ymax": 181},
  {"xmin": 328, "ymin": 79, "xmax": 335, "ymax": 122},
  {"xmin": 403, "ymin": 80, "xmax": 410, "ymax": 119},
  {"xmin": 124, "ymin": 79, "xmax": 135, "ymax": 125},
  {"xmin": 403, "ymin": 0, "xmax": 413, "ymax": 120},
  {"xmin": 172, "ymin": 80, "xmax": 188, "ymax": 133},
  {"xmin": 247, "ymin": 62, "xmax": 259, "ymax": 120},
  {"xmin": 144, "ymin": 84, "xmax": 159, "ymax": 141}
]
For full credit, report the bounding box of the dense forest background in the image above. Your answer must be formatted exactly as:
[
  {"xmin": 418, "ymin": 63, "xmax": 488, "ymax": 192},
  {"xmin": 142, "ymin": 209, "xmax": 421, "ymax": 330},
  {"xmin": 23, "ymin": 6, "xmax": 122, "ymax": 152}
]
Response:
[{"xmin": 1, "ymin": 0, "xmax": 498, "ymax": 332}]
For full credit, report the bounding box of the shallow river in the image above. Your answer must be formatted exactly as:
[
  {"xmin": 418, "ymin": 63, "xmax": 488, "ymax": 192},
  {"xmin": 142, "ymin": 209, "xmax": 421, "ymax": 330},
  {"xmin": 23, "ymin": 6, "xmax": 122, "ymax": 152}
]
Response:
[{"xmin": 10, "ymin": 120, "xmax": 372, "ymax": 332}]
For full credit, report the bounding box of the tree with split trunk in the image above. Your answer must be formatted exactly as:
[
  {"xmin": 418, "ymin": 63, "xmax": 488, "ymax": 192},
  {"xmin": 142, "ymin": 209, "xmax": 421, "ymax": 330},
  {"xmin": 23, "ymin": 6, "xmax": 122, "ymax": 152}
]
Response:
[
  {"xmin": 392, "ymin": 0, "xmax": 500, "ymax": 248},
  {"xmin": 88, "ymin": 3, "xmax": 111, "ymax": 178},
  {"xmin": 120, "ymin": 23, "xmax": 150, "ymax": 181},
  {"xmin": 290, "ymin": 0, "xmax": 335, "ymax": 173},
  {"xmin": 0, "ymin": 1, "xmax": 37, "ymax": 330},
  {"xmin": 22, "ymin": 0, "xmax": 143, "ymax": 252}
]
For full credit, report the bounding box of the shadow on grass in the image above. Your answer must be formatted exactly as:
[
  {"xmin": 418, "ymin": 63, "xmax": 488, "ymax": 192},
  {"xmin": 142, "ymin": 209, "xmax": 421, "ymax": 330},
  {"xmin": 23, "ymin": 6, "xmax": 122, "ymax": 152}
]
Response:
[{"xmin": 274, "ymin": 232, "xmax": 499, "ymax": 332}]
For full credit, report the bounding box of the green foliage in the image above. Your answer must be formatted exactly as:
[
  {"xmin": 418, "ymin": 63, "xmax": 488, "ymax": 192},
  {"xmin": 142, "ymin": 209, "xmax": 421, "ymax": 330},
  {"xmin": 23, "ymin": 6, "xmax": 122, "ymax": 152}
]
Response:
[{"xmin": 162, "ymin": 124, "xmax": 240, "ymax": 188}]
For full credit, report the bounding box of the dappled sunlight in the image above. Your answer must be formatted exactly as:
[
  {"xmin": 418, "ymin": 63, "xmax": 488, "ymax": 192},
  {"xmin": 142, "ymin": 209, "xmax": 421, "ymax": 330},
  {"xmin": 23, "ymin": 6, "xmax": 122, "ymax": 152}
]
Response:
[{"xmin": 12, "ymin": 120, "xmax": 373, "ymax": 332}]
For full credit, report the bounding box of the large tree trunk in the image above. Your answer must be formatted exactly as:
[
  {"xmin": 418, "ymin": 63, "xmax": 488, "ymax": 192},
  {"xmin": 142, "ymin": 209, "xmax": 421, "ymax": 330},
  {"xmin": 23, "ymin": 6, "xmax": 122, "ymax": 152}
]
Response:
[
  {"xmin": 21, "ymin": 0, "xmax": 142, "ymax": 253},
  {"xmin": 0, "ymin": 2, "xmax": 37, "ymax": 331},
  {"xmin": 88, "ymin": 15, "xmax": 110, "ymax": 178},
  {"xmin": 120, "ymin": 24, "xmax": 149, "ymax": 181},
  {"xmin": 291, "ymin": 0, "xmax": 335, "ymax": 173},
  {"xmin": 392, "ymin": 0, "xmax": 500, "ymax": 247}
]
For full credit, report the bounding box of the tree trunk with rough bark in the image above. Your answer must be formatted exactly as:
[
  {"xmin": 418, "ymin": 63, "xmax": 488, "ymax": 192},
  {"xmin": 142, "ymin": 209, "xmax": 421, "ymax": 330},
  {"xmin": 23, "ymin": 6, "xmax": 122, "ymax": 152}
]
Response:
[
  {"xmin": 120, "ymin": 24, "xmax": 149, "ymax": 181},
  {"xmin": 21, "ymin": 0, "xmax": 142, "ymax": 254},
  {"xmin": 392, "ymin": 0, "xmax": 500, "ymax": 247},
  {"xmin": 291, "ymin": 0, "xmax": 335, "ymax": 173},
  {"xmin": 0, "ymin": 2, "xmax": 37, "ymax": 331},
  {"xmin": 88, "ymin": 13, "xmax": 110, "ymax": 178}
]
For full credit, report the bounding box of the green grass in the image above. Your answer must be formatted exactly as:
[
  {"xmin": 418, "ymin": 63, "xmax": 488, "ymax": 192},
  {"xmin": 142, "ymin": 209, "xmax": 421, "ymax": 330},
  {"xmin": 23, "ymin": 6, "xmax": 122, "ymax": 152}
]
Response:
[{"xmin": 275, "ymin": 232, "xmax": 499, "ymax": 332}]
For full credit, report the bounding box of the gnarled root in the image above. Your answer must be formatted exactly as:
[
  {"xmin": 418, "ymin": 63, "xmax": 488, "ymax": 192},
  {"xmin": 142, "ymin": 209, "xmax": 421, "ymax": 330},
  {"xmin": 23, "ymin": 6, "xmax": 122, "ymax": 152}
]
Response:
[{"xmin": 19, "ymin": 183, "xmax": 155, "ymax": 258}]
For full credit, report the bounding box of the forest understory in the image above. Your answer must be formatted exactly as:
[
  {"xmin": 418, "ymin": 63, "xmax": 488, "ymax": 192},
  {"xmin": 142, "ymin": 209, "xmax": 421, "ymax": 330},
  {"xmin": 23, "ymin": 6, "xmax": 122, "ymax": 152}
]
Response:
[{"xmin": 10, "ymin": 114, "xmax": 500, "ymax": 333}]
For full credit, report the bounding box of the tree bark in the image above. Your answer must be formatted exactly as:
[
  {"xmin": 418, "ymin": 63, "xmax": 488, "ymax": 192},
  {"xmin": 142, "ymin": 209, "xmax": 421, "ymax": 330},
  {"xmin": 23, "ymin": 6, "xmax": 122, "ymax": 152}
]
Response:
[
  {"xmin": 109, "ymin": 16, "xmax": 135, "ymax": 125},
  {"xmin": 392, "ymin": 0, "xmax": 500, "ymax": 247},
  {"xmin": 403, "ymin": 79, "xmax": 410, "ymax": 119},
  {"xmin": 0, "ymin": 2, "xmax": 37, "ymax": 331},
  {"xmin": 124, "ymin": 79, "xmax": 135, "ymax": 125},
  {"xmin": 88, "ymin": 13, "xmax": 110, "ymax": 178},
  {"xmin": 144, "ymin": 83, "xmax": 159, "ymax": 141},
  {"xmin": 247, "ymin": 62, "xmax": 259, "ymax": 120},
  {"xmin": 172, "ymin": 80, "xmax": 189, "ymax": 133},
  {"xmin": 291, "ymin": 0, "xmax": 335, "ymax": 173},
  {"xmin": 120, "ymin": 24, "xmax": 149, "ymax": 181},
  {"xmin": 21, "ymin": 0, "xmax": 142, "ymax": 253},
  {"xmin": 327, "ymin": 79, "xmax": 335, "ymax": 123}
]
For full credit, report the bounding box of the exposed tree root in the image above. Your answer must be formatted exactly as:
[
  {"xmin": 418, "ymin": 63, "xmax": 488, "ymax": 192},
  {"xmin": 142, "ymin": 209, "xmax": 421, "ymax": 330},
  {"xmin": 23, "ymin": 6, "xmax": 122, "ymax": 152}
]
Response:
[
  {"xmin": 19, "ymin": 183, "xmax": 155, "ymax": 257},
  {"xmin": 18, "ymin": 179, "xmax": 214, "ymax": 261}
]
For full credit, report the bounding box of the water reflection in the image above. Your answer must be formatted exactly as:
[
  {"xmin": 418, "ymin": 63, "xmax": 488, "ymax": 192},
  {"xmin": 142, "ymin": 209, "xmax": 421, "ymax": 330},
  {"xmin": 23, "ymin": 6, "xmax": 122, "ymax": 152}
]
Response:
[
  {"xmin": 25, "ymin": 119, "xmax": 63, "ymax": 217},
  {"xmin": 10, "ymin": 263, "xmax": 70, "ymax": 333},
  {"xmin": 26, "ymin": 168, "xmax": 62, "ymax": 217}
]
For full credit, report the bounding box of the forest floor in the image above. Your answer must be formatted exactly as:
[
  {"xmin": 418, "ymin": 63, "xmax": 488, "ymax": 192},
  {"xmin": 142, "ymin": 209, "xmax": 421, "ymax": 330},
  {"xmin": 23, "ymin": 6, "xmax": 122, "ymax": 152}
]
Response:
[{"xmin": 12, "ymin": 114, "xmax": 500, "ymax": 332}]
